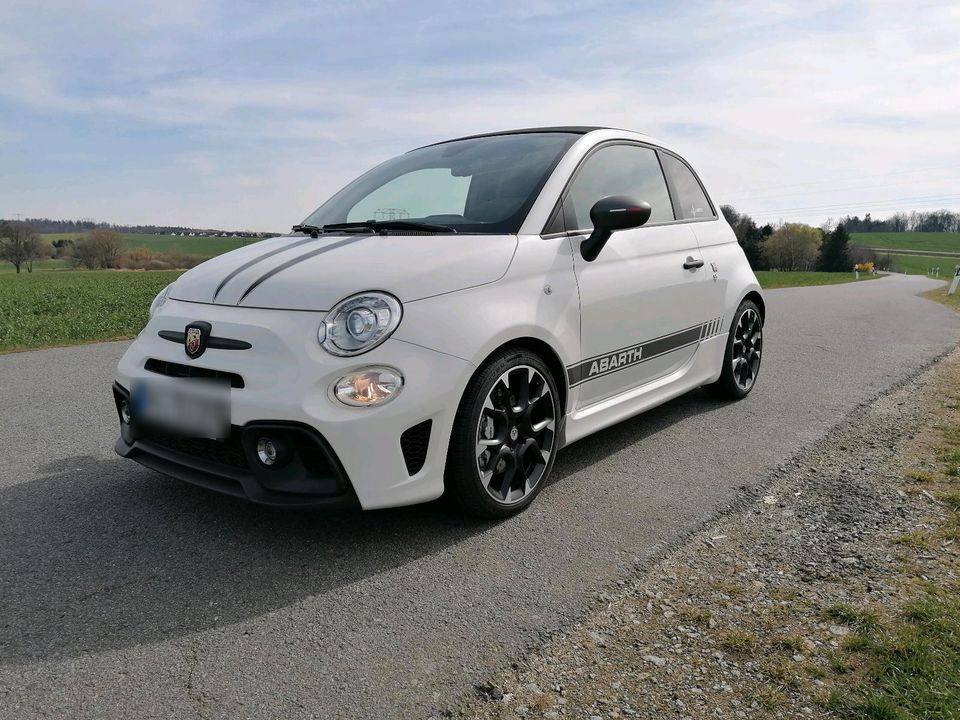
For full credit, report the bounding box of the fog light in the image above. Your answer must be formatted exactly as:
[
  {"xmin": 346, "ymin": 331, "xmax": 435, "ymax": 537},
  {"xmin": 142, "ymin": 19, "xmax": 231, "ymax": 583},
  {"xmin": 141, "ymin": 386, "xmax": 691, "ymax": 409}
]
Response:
[
  {"xmin": 334, "ymin": 367, "xmax": 404, "ymax": 407},
  {"xmin": 256, "ymin": 437, "xmax": 279, "ymax": 466},
  {"xmin": 120, "ymin": 399, "xmax": 132, "ymax": 424}
]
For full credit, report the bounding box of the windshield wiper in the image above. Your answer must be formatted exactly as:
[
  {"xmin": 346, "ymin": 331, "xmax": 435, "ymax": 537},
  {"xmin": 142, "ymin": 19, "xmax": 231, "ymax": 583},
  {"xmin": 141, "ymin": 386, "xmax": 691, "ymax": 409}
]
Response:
[
  {"xmin": 291, "ymin": 223, "xmax": 325, "ymax": 237},
  {"xmin": 321, "ymin": 220, "xmax": 457, "ymax": 234}
]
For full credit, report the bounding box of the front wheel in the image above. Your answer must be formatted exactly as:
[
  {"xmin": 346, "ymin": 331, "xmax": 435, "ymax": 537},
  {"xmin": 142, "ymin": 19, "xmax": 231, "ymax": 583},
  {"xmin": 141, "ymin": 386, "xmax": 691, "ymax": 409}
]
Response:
[
  {"xmin": 445, "ymin": 349, "xmax": 560, "ymax": 519},
  {"xmin": 703, "ymin": 300, "xmax": 763, "ymax": 400}
]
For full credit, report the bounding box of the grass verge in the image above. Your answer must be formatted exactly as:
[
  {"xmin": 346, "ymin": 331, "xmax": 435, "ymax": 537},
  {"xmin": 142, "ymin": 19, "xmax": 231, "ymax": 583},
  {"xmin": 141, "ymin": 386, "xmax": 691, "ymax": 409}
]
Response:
[
  {"xmin": 825, "ymin": 439, "xmax": 960, "ymax": 717},
  {"xmin": 924, "ymin": 285, "xmax": 960, "ymax": 314},
  {"xmin": 0, "ymin": 270, "xmax": 181, "ymax": 352},
  {"xmin": 755, "ymin": 270, "xmax": 882, "ymax": 289}
]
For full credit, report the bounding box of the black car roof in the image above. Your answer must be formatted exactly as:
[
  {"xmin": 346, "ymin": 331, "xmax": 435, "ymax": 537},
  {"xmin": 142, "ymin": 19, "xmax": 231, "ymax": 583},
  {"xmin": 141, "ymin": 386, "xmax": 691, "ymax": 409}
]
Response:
[{"xmin": 413, "ymin": 126, "xmax": 608, "ymax": 150}]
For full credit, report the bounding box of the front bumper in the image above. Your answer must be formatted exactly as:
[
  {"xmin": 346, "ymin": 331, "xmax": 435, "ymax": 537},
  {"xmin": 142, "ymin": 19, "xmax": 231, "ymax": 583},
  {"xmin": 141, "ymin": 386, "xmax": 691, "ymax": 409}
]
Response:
[
  {"xmin": 114, "ymin": 383, "xmax": 360, "ymax": 507},
  {"xmin": 114, "ymin": 298, "xmax": 475, "ymax": 509}
]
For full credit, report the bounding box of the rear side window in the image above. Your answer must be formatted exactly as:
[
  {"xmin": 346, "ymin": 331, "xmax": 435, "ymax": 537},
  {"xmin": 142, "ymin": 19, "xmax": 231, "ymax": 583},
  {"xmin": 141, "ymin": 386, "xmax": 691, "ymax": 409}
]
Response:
[
  {"xmin": 566, "ymin": 144, "xmax": 675, "ymax": 229},
  {"xmin": 660, "ymin": 153, "xmax": 714, "ymax": 220}
]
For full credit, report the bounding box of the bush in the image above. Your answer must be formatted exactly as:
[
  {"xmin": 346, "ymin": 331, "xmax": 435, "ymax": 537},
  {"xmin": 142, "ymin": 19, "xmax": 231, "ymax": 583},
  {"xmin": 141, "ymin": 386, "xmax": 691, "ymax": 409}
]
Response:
[
  {"xmin": 73, "ymin": 229, "xmax": 124, "ymax": 269},
  {"xmin": 762, "ymin": 224, "xmax": 822, "ymax": 271},
  {"xmin": 115, "ymin": 247, "xmax": 204, "ymax": 270}
]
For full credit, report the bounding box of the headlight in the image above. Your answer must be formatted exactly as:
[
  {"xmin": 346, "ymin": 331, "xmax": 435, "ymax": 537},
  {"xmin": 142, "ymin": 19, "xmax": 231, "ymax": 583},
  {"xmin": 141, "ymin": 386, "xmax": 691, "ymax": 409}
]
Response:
[
  {"xmin": 333, "ymin": 367, "xmax": 404, "ymax": 407},
  {"xmin": 320, "ymin": 292, "xmax": 402, "ymax": 356},
  {"xmin": 149, "ymin": 284, "xmax": 171, "ymax": 318}
]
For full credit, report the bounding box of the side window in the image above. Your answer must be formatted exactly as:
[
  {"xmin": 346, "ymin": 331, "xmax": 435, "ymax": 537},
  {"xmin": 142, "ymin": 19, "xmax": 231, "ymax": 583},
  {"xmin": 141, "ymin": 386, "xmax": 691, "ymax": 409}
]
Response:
[
  {"xmin": 566, "ymin": 144, "xmax": 674, "ymax": 230},
  {"xmin": 660, "ymin": 153, "xmax": 714, "ymax": 220}
]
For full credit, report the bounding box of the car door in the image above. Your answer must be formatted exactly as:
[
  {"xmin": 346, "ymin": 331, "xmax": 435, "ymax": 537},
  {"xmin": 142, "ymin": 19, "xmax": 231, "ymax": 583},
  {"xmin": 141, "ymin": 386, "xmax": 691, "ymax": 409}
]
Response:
[
  {"xmin": 659, "ymin": 150, "xmax": 728, "ymax": 311},
  {"xmin": 564, "ymin": 142, "xmax": 717, "ymax": 408}
]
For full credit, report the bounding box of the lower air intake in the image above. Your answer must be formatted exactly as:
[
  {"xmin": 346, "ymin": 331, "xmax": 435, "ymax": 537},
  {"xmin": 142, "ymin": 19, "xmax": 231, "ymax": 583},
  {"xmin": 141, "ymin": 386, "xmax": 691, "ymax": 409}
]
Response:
[{"xmin": 400, "ymin": 420, "xmax": 432, "ymax": 476}]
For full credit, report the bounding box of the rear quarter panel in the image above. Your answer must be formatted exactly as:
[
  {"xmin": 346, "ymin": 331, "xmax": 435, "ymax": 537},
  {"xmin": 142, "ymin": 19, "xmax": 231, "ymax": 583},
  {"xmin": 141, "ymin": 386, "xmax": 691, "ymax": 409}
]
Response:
[{"xmin": 691, "ymin": 217, "xmax": 764, "ymax": 324}]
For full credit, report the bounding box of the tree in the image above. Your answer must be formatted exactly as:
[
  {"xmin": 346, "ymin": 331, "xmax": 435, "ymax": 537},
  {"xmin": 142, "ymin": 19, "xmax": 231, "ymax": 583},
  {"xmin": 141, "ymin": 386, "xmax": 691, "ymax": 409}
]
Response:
[
  {"xmin": 761, "ymin": 223, "xmax": 822, "ymax": 271},
  {"xmin": 818, "ymin": 223, "xmax": 851, "ymax": 272},
  {"xmin": 720, "ymin": 204, "xmax": 766, "ymax": 270},
  {"xmin": 0, "ymin": 221, "xmax": 47, "ymax": 273},
  {"xmin": 73, "ymin": 229, "xmax": 124, "ymax": 269}
]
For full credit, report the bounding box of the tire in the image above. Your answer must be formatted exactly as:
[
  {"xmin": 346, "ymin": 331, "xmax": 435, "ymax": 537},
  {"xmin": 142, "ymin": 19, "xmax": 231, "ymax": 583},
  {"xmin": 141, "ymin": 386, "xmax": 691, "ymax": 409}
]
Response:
[
  {"xmin": 703, "ymin": 299, "xmax": 763, "ymax": 400},
  {"xmin": 445, "ymin": 348, "xmax": 561, "ymax": 519}
]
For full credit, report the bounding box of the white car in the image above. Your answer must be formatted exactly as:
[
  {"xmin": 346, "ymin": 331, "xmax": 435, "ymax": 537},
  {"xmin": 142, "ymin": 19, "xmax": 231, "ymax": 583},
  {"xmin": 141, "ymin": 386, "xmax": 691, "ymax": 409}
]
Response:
[{"xmin": 113, "ymin": 127, "xmax": 764, "ymax": 518}]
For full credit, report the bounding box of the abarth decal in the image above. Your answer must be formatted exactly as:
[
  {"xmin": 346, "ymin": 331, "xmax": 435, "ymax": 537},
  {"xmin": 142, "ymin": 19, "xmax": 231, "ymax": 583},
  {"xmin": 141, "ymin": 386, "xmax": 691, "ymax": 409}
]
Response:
[
  {"xmin": 236, "ymin": 235, "xmax": 368, "ymax": 306},
  {"xmin": 567, "ymin": 316, "xmax": 724, "ymax": 387},
  {"xmin": 212, "ymin": 236, "xmax": 322, "ymax": 302}
]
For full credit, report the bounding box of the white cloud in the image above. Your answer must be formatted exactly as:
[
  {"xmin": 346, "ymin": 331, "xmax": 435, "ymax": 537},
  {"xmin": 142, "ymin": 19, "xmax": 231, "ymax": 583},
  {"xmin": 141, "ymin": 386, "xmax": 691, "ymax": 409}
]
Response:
[{"xmin": 0, "ymin": 0, "xmax": 958, "ymax": 230}]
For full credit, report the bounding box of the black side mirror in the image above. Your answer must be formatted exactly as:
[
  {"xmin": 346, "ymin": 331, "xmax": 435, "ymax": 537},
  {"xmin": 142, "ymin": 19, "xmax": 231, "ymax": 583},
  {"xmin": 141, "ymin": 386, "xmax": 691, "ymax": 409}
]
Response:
[{"xmin": 580, "ymin": 195, "xmax": 652, "ymax": 262}]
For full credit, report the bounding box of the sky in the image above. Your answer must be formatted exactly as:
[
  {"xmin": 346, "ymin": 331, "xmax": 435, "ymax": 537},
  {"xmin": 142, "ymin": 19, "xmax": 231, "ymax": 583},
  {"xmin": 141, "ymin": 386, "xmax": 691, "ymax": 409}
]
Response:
[{"xmin": 0, "ymin": 0, "xmax": 958, "ymax": 232}]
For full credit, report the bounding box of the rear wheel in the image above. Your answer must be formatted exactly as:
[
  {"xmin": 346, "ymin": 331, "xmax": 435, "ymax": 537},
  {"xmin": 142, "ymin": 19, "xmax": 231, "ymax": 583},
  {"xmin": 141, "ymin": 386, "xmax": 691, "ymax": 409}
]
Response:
[
  {"xmin": 445, "ymin": 349, "xmax": 560, "ymax": 519},
  {"xmin": 703, "ymin": 300, "xmax": 763, "ymax": 400}
]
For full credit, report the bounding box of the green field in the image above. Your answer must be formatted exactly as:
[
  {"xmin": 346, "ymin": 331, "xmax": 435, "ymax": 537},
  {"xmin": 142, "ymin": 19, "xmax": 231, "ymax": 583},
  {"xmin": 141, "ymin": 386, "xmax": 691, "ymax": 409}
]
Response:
[
  {"xmin": 0, "ymin": 259, "xmax": 71, "ymax": 274},
  {"xmin": 0, "ymin": 270, "xmax": 182, "ymax": 352},
  {"xmin": 755, "ymin": 271, "xmax": 882, "ymax": 289},
  {"xmin": 886, "ymin": 253, "xmax": 959, "ymax": 276},
  {"xmin": 851, "ymin": 232, "xmax": 960, "ymax": 254},
  {"xmin": 41, "ymin": 232, "xmax": 261, "ymax": 257}
]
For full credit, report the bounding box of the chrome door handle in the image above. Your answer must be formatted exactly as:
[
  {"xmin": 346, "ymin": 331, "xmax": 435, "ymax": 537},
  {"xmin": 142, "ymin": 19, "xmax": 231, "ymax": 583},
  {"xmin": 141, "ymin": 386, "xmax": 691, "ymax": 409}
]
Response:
[{"xmin": 683, "ymin": 257, "xmax": 704, "ymax": 270}]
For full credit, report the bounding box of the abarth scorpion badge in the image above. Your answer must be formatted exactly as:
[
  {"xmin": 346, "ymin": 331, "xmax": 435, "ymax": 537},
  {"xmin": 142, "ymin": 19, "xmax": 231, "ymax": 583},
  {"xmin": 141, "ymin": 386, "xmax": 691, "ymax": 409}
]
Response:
[{"xmin": 184, "ymin": 321, "xmax": 212, "ymax": 359}]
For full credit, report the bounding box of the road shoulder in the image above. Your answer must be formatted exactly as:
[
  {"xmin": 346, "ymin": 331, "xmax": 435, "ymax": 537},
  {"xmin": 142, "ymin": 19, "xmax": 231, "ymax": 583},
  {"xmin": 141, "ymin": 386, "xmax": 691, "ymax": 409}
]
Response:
[{"xmin": 452, "ymin": 347, "xmax": 960, "ymax": 719}]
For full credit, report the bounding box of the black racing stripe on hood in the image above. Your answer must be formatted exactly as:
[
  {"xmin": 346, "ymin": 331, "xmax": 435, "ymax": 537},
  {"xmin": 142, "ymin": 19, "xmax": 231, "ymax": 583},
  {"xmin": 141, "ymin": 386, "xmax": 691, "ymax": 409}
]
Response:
[
  {"xmin": 235, "ymin": 235, "xmax": 368, "ymax": 306},
  {"xmin": 212, "ymin": 236, "xmax": 321, "ymax": 302}
]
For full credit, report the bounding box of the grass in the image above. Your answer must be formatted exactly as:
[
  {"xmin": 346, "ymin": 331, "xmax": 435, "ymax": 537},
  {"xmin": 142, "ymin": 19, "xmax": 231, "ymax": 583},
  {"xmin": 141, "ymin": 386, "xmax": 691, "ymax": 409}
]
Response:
[
  {"xmin": 851, "ymin": 232, "xmax": 960, "ymax": 254},
  {"xmin": 830, "ymin": 595, "xmax": 960, "ymax": 718},
  {"xmin": 0, "ymin": 259, "xmax": 71, "ymax": 274},
  {"xmin": 885, "ymin": 252, "xmax": 959, "ymax": 276},
  {"xmin": 718, "ymin": 629, "xmax": 760, "ymax": 652},
  {"xmin": 827, "ymin": 410, "xmax": 960, "ymax": 719},
  {"xmin": 0, "ymin": 270, "xmax": 182, "ymax": 352},
  {"xmin": 822, "ymin": 603, "xmax": 881, "ymax": 632},
  {"xmin": 41, "ymin": 232, "xmax": 261, "ymax": 258},
  {"xmin": 755, "ymin": 271, "xmax": 882, "ymax": 289},
  {"xmin": 923, "ymin": 286, "xmax": 960, "ymax": 315}
]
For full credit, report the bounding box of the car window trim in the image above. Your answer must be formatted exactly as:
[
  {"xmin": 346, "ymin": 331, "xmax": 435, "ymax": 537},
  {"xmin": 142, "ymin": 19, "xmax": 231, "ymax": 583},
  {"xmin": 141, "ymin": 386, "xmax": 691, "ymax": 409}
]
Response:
[
  {"xmin": 657, "ymin": 147, "xmax": 718, "ymax": 222},
  {"xmin": 540, "ymin": 139, "xmax": 717, "ymax": 236}
]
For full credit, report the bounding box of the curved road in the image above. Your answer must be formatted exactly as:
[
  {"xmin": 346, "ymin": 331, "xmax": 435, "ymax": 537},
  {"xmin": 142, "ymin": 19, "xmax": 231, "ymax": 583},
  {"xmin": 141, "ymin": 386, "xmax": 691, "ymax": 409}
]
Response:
[{"xmin": 1, "ymin": 274, "xmax": 958, "ymax": 719}]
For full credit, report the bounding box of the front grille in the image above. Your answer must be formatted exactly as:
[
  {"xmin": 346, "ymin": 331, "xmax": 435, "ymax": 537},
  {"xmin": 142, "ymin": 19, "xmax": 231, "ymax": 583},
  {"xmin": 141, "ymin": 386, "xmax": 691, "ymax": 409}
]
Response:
[
  {"xmin": 400, "ymin": 420, "xmax": 432, "ymax": 476},
  {"xmin": 146, "ymin": 431, "xmax": 250, "ymax": 471},
  {"xmin": 144, "ymin": 358, "xmax": 245, "ymax": 388}
]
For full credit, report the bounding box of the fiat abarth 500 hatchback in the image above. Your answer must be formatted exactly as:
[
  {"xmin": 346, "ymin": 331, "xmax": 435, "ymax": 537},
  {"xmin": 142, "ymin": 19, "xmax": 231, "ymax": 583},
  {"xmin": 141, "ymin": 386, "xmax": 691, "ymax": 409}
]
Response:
[{"xmin": 113, "ymin": 127, "xmax": 765, "ymax": 518}]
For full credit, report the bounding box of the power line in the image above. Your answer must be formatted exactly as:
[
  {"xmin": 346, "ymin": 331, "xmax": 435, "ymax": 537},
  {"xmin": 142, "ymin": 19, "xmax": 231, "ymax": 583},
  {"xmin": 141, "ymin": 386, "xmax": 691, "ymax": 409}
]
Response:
[
  {"xmin": 746, "ymin": 192, "xmax": 960, "ymax": 218},
  {"xmin": 723, "ymin": 162, "xmax": 960, "ymax": 197},
  {"xmin": 724, "ymin": 174, "xmax": 958, "ymax": 205}
]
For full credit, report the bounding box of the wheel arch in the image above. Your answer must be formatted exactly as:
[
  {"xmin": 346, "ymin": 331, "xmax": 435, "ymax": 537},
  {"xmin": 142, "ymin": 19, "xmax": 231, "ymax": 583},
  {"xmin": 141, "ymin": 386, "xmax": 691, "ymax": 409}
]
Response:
[
  {"xmin": 742, "ymin": 289, "xmax": 766, "ymax": 323},
  {"xmin": 472, "ymin": 336, "xmax": 570, "ymax": 417},
  {"xmin": 443, "ymin": 335, "xmax": 569, "ymax": 510}
]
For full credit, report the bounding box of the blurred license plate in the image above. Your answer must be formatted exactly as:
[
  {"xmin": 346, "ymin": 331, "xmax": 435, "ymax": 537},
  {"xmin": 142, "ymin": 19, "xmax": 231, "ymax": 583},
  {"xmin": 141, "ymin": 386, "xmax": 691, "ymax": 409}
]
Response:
[{"xmin": 131, "ymin": 376, "xmax": 230, "ymax": 439}]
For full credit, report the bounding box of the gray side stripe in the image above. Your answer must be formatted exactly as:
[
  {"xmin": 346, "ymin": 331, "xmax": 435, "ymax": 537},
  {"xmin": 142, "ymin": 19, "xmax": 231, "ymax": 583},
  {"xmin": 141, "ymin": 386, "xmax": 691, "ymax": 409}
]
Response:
[
  {"xmin": 576, "ymin": 322, "xmax": 706, "ymax": 367},
  {"xmin": 566, "ymin": 323, "xmax": 706, "ymax": 387},
  {"xmin": 213, "ymin": 236, "xmax": 319, "ymax": 302},
  {"xmin": 236, "ymin": 235, "xmax": 367, "ymax": 305}
]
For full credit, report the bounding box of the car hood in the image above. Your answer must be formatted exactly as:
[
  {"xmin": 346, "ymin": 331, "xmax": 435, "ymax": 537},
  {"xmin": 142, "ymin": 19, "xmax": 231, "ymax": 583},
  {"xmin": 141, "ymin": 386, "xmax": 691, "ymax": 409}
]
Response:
[{"xmin": 169, "ymin": 233, "xmax": 518, "ymax": 311}]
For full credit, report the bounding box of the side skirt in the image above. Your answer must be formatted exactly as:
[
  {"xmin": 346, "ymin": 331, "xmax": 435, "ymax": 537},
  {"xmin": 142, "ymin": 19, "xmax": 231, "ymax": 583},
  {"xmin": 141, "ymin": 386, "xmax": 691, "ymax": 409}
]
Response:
[{"xmin": 561, "ymin": 334, "xmax": 727, "ymax": 448}]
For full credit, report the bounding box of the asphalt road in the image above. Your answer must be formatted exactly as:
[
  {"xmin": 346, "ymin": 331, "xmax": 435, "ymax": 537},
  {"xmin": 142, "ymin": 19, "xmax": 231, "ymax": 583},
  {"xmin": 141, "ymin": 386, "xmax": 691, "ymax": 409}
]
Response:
[{"xmin": 2, "ymin": 274, "xmax": 958, "ymax": 719}]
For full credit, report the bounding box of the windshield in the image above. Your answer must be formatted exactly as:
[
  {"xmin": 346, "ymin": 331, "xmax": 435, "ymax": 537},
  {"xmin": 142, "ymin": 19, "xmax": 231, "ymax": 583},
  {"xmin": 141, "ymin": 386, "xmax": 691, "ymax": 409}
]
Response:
[{"xmin": 301, "ymin": 132, "xmax": 579, "ymax": 234}]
